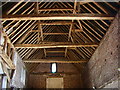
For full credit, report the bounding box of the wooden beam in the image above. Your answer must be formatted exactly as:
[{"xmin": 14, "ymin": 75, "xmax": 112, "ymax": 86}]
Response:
[
  {"xmin": 79, "ymin": 2, "xmax": 88, "ymax": 5},
  {"xmin": 14, "ymin": 43, "xmax": 98, "ymax": 48},
  {"xmin": 38, "ymin": 42, "xmax": 71, "ymax": 44},
  {"xmin": 2, "ymin": 14, "xmax": 114, "ymax": 20},
  {"xmin": 47, "ymin": 51, "xmax": 65, "ymax": 53},
  {"xmin": 44, "ymin": 48, "xmax": 47, "ymax": 57},
  {"xmin": 30, "ymin": 72, "xmax": 79, "ymax": 75},
  {"xmin": 30, "ymin": 29, "xmax": 83, "ymax": 32},
  {"xmin": 24, "ymin": 59, "xmax": 88, "ymax": 63},
  {"xmin": 65, "ymin": 48, "xmax": 68, "ymax": 57},
  {"xmin": 68, "ymin": 24, "xmax": 73, "ymax": 41},
  {"xmin": 66, "ymin": 1, "xmax": 77, "ymax": 57},
  {"xmin": 43, "ymin": 33, "xmax": 68, "ymax": 35},
  {"xmin": 39, "ymin": 8, "xmax": 74, "ymax": 11},
  {"xmin": 39, "ymin": 21, "xmax": 74, "ymax": 25}
]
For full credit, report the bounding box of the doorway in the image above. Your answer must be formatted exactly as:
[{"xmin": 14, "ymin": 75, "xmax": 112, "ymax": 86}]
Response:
[{"xmin": 46, "ymin": 77, "xmax": 64, "ymax": 89}]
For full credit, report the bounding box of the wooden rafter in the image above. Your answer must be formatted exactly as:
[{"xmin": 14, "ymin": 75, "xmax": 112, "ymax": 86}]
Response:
[
  {"xmin": 7, "ymin": 0, "xmax": 24, "ymax": 14},
  {"xmin": 1, "ymin": 2, "xmax": 118, "ymax": 73}
]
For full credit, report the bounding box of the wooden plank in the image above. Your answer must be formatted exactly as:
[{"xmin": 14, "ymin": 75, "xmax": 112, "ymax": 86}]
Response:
[
  {"xmin": 39, "ymin": 8, "xmax": 74, "ymax": 11},
  {"xmin": 2, "ymin": 14, "xmax": 114, "ymax": 20},
  {"xmin": 14, "ymin": 43, "xmax": 98, "ymax": 48},
  {"xmin": 24, "ymin": 59, "xmax": 88, "ymax": 63}
]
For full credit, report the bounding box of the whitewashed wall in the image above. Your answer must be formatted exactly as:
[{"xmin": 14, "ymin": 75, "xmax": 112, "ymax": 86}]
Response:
[{"xmin": 11, "ymin": 52, "xmax": 26, "ymax": 88}]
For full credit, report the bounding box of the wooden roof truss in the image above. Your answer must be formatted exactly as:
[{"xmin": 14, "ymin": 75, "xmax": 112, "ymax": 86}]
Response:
[{"xmin": 1, "ymin": 1, "xmax": 119, "ymax": 72}]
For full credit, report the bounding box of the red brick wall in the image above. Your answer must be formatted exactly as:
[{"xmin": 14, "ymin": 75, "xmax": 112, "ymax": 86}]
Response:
[{"xmin": 81, "ymin": 10, "xmax": 119, "ymax": 88}]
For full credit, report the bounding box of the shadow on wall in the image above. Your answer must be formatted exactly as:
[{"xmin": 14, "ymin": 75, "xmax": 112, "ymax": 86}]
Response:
[{"xmin": 81, "ymin": 65, "xmax": 93, "ymax": 88}]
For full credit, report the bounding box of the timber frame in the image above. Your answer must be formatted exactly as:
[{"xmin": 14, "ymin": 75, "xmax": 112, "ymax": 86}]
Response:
[{"xmin": 1, "ymin": 1, "xmax": 119, "ymax": 72}]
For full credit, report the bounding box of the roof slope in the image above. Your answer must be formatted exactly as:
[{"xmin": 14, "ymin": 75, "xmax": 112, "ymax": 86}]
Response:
[{"xmin": 1, "ymin": 1, "xmax": 119, "ymax": 72}]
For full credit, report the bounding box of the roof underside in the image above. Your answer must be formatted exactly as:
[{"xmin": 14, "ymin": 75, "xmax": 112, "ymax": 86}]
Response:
[{"xmin": 1, "ymin": 1, "xmax": 119, "ymax": 72}]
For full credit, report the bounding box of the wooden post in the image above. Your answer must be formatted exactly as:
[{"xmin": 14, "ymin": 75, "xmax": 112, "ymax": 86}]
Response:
[
  {"xmin": 66, "ymin": 1, "xmax": 77, "ymax": 57},
  {"xmin": 3, "ymin": 37, "xmax": 7, "ymax": 54}
]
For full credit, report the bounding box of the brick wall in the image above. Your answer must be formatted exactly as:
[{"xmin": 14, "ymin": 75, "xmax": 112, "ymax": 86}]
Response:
[
  {"xmin": 28, "ymin": 74, "xmax": 81, "ymax": 88},
  {"xmin": 81, "ymin": 10, "xmax": 119, "ymax": 88},
  {"xmin": 28, "ymin": 63, "xmax": 82, "ymax": 88}
]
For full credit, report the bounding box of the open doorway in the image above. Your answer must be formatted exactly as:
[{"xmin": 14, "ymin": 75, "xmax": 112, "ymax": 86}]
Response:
[{"xmin": 46, "ymin": 77, "xmax": 64, "ymax": 89}]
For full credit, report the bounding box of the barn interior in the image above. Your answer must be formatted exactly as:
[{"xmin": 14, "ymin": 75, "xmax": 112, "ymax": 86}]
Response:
[{"xmin": 0, "ymin": 1, "xmax": 120, "ymax": 89}]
